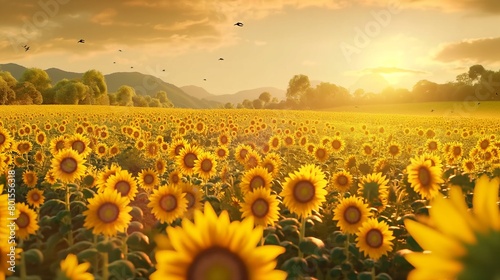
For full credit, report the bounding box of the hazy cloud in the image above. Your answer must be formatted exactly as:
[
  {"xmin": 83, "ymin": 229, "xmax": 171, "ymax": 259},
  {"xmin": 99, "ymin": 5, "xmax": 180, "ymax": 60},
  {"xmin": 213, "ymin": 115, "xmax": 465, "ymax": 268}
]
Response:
[
  {"xmin": 434, "ymin": 37, "xmax": 500, "ymax": 63},
  {"xmin": 363, "ymin": 67, "xmax": 427, "ymax": 75}
]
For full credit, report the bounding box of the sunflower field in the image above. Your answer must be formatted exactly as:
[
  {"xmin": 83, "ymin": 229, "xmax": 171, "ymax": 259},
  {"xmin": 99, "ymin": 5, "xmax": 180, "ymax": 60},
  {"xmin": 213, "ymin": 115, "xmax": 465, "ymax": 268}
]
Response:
[{"xmin": 0, "ymin": 105, "xmax": 499, "ymax": 280}]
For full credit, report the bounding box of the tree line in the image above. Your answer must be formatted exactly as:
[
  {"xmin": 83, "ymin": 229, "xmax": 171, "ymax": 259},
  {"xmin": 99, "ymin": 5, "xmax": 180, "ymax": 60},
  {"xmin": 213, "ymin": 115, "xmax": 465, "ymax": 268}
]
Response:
[
  {"xmin": 226, "ymin": 64, "xmax": 500, "ymax": 110},
  {"xmin": 0, "ymin": 68, "xmax": 173, "ymax": 108}
]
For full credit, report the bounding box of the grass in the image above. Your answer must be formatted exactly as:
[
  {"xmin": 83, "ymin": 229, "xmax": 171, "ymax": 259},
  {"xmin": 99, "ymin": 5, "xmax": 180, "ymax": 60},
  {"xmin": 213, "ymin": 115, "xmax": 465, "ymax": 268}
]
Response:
[{"xmin": 327, "ymin": 101, "xmax": 500, "ymax": 118}]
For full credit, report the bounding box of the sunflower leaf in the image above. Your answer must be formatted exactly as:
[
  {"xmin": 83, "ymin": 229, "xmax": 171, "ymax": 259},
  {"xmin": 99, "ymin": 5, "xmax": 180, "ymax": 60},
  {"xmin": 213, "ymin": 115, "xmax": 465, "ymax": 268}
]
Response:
[{"xmin": 23, "ymin": 248, "xmax": 44, "ymax": 265}]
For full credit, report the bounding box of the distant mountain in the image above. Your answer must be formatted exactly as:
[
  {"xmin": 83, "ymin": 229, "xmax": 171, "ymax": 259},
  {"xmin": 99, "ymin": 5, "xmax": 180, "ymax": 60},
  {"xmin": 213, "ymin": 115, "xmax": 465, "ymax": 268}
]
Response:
[
  {"xmin": 0, "ymin": 63, "xmax": 220, "ymax": 108},
  {"xmin": 181, "ymin": 86, "xmax": 286, "ymax": 104}
]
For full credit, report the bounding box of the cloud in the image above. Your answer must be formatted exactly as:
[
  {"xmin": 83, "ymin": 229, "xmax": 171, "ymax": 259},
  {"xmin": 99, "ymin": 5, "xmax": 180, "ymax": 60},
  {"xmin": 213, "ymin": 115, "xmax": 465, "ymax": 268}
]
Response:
[
  {"xmin": 363, "ymin": 67, "xmax": 427, "ymax": 75},
  {"xmin": 433, "ymin": 37, "xmax": 500, "ymax": 63}
]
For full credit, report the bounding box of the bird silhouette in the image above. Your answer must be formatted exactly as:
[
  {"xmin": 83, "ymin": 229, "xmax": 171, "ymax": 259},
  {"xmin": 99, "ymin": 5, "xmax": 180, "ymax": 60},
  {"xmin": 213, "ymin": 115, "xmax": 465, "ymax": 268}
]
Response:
[
  {"xmin": 118, "ymin": 49, "xmax": 122, "ymax": 52},
  {"xmin": 162, "ymin": 69, "xmax": 165, "ymax": 72},
  {"xmin": 477, "ymin": 102, "xmax": 480, "ymax": 105},
  {"xmin": 113, "ymin": 62, "xmax": 116, "ymax": 64},
  {"xmin": 78, "ymin": 39, "xmax": 85, "ymax": 43},
  {"xmin": 130, "ymin": 67, "xmax": 134, "ymax": 69},
  {"xmin": 234, "ymin": 22, "xmax": 244, "ymax": 27},
  {"xmin": 22, "ymin": 45, "xmax": 30, "ymax": 52},
  {"xmin": 431, "ymin": 109, "xmax": 434, "ymax": 112},
  {"xmin": 203, "ymin": 78, "xmax": 207, "ymax": 81},
  {"xmin": 218, "ymin": 58, "xmax": 224, "ymax": 61}
]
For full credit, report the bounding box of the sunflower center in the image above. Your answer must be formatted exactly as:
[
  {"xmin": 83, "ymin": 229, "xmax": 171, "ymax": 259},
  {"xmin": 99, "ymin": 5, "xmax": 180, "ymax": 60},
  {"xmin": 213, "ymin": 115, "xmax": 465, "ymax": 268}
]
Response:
[
  {"xmin": 143, "ymin": 174, "xmax": 154, "ymax": 184},
  {"xmin": 159, "ymin": 194, "xmax": 177, "ymax": 212},
  {"xmin": 332, "ymin": 140, "xmax": 341, "ymax": 150},
  {"xmin": 60, "ymin": 157, "xmax": 78, "ymax": 174},
  {"xmin": 220, "ymin": 135, "xmax": 228, "ymax": 144},
  {"xmin": 184, "ymin": 153, "xmax": 197, "ymax": 168},
  {"xmin": 418, "ymin": 167, "xmax": 431, "ymax": 186},
  {"xmin": 37, "ymin": 134, "xmax": 44, "ymax": 143},
  {"xmin": 217, "ymin": 149, "xmax": 226, "ymax": 157},
  {"xmin": 115, "ymin": 181, "xmax": 131, "ymax": 196},
  {"xmin": 293, "ymin": 180, "xmax": 316, "ymax": 203},
  {"xmin": 185, "ymin": 192, "xmax": 195, "ymax": 208},
  {"xmin": 343, "ymin": 206, "xmax": 361, "ymax": 224},
  {"xmin": 72, "ymin": 140, "xmax": 85, "ymax": 153},
  {"xmin": 364, "ymin": 146, "xmax": 372, "ymax": 155},
  {"xmin": 365, "ymin": 229, "xmax": 383, "ymax": 248},
  {"xmin": 316, "ymin": 148, "xmax": 326, "ymax": 159},
  {"xmin": 272, "ymin": 138, "xmax": 279, "ymax": 147},
  {"xmin": 187, "ymin": 247, "xmax": 248, "ymax": 280},
  {"xmin": 480, "ymin": 140, "xmax": 489, "ymax": 150},
  {"xmin": 201, "ymin": 159, "xmax": 213, "ymax": 172},
  {"xmin": 171, "ymin": 173, "xmax": 180, "ymax": 184},
  {"xmin": 453, "ymin": 146, "xmax": 462, "ymax": 156},
  {"xmin": 264, "ymin": 163, "xmax": 274, "ymax": 173},
  {"xmin": 97, "ymin": 202, "xmax": 120, "ymax": 223},
  {"xmin": 337, "ymin": 175, "xmax": 348, "ymax": 186},
  {"xmin": 239, "ymin": 149, "xmax": 248, "ymax": 159},
  {"xmin": 428, "ymin": 142, "xmax": 437, "ymax": 150},
  {"xmin": 251, "ymin": 198, "xmax": 269, "ymax": 218},
  {"xmin": 31, "ymin": 193, "xmax": 40, "ymax": 201},
  {"xmin": 249, "ymin": 176, "xmax": 265, "ymax": 191},
  {"xmin": 0, "ymin": 133, "xmax": 5, "ymax": 144},
  {"xmin": 98, "ymin": 146, "xmax": 106, "ymax": 153},
  {"xmin": 174, "ymin": 145, "xmax": 184, "ymax": 156},
  {"xmin": 16, "ymin": 212, "xmax": 30, "ymax": 228}
]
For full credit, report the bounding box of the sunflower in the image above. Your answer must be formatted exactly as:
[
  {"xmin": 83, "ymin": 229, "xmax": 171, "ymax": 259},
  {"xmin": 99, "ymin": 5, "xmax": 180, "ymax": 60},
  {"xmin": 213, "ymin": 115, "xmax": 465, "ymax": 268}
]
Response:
[
  {"xmin": 214, "ymin": 146, "xmax": 229, "ymax": 160},
  {"xmin": 108, "ymin": 144, "xmax": 120, "ymax": 157},
  {"xmin": 22, "ymin": 170, "xmax": 38, "ymax": 188},
  {"xmin": 35, "ymin": 131, "xmax": 47, "ymax": 146},
  {"xmin": 15, "ymin": 202, "xmax": 39, "ymax": 240},
  {"xmin": 217, "ymin": 132, "xmax": 231, "ymax": 146},
  {"xmin": 244, "ymin": 150, "xmax": 262, "ymax": 170},
  {"xmin": 148, "ymin": 185, "xmax": 188, "ymax": 224},
  {"xmin": 240, "ymin": 166, "xmax": 273, "ymax": 194},
  {"xmin": 105, "ymin": 170, "xmax": 138, "ymax": 201},
  {"xmin": 138, "ymin": 168, "xmax": 160, "ymax": 191},
  {"xmin": 425, "ymin": 139, "xmax": 440, "ymax": 153},
  {"xmin": 176, "ymin": 144, "xmax": 202, "ymax": 176},
  {"xmin": 330, "ymin": 170, "xmax": 353, "ymax": 192},
  {"xmin": 0, "ymin": 126, "xmax": 13, "ymax": 152},
  {"xmin": 406, "ymin": 156, "xmax": 444, "ymax": 200},
  {"xmin": 404, "ymin": 175, "xmax": 500, "ymax": 280},
  {"xmin": 168, "ymin": 169, "xmax": 182, "ymax": 186},
  {"xmin": 261, "ymin": 153, "xmax": 281, "ymax": 178},
  {"xmin": 50, "ymin": 148, "xmax": 87, "ymax": 183},
  {"xmin": 180, "ymin": 182, "xmax": 203, "ymax": 219},
  {"xmin": 388, "ymin": 143, "xmax": 401, "ymax": 158},
  {"xmin": 169, "ymin": 138, "xmax": 187, "ymax": 160},
  {"xmin": 151, "ymin": 202, "xmax": 287, "ymax": 280},
  {"xmin": 333, "ymin": 196, "xmax": 371, "ymax": 234},
  {"xmin": 193, "ymin": 152, "xmax": 218, "ymax": 181},
  {"xmin": 34, "ymin": 150, "xmax": 45, "ymax": 163},
  {"xmin": 135, "ymin": 139, "xmax": 146, "ymax": 150},
  {"xmin": 314, "ymin": 145, "xmax": 329, "ymax": 163},
  {"xmin": 26, "ymin": 189, "xmax": 45, "ymax": 208},
  {"xmin": 280, "ymin": 164, "xmax": 328, "ymax": 218},
  {"xmin": 95, "ymin": 163, "xmax": 122, "ymax": 191},
  {"xmin": 94, "ymin": 143, "xmax": 108, "ymax": 158},
  {"xmin": 145, "ymin": 141, "xmax": 160, "ymax": 158},
  {"xmin": 356, "ymin": 218, "xmax": 395, "ymax": 260},
  {"xmin": 235, "ymin": 144, "xmax": 252, "ymax": 165},
  {"xmin": 83, "ymin": 189, "xmax": 132, "ymax": 237},
  {"xmin": 330, "ymin": 136, "xmax": 345, "ymax": 153},
  {"xmin": 155, "ymin": 158, "xmax": 167, "ymax": 175},
  {"xmin": 15, "ymin": 141, "xmax": 32, "ymax": 154},
  {"xmin": 67, "ymin": 134, "xmax": 92, "ymax": 158},
  {"xmin": 462, "ymin": 158, "xmax": 476, "ymax": 174},
  {"xmin": 240, "ymin": 187, "xmax": 280, "ymax": 227},
  {"xmin": 268, "ymin": 135, "xmax": 281, "ymax": 151},
  {"xmin": 357, "ymin": 172, "xmax": 389, "ymax": 210},
  {"xmin": 361, "ymin": 143, "xmax": 374, "ymax": 156},
  {"xmin": 56, "ymin": 253, "xmax": 94, "ymax": 280}
]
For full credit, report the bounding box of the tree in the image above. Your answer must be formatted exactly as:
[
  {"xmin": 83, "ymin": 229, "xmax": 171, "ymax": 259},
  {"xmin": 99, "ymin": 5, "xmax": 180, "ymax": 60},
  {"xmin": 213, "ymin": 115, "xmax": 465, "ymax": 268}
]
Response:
[
  {"xmin": 133, "ymin": 95, "xmax": 149, "ymax": 107},
  {"xmin": 286, "ymin": 74, "xmax": 311, "ymax": 105},
  {"xmin": 456, "ymin": 73, "xmax": 473, "ymax": 86},
  {"xmin": 252, "ymin": 99, "xmax": 263, "ymax": 109},
  {"xmin": 14, "ymin": 82, "xmax": 43, "ymax": 105},
  {"xmin": 115, "ymin": 85, "xmax": 136, "ymax": 106},
  {"xmin": 0, "ymin": 71, "xmax": 17, "ymax": 89},
  {"xmin": 54, "ymin": 80, "xmax": 89, "ymax": 104},
  {"xmin": 20, "ymin": 68, "xmax": 52, "ymax": 93},
  {"xmin": 0, "ymin": 77, "xmax": 15, "ymax": 105},
  {"xmin": 82, "ymin": 70, "xmax": 107, "ymax": 102},
  {"xmin": 412, "ymin": 80, "xmax": 438, "ymax": 102},
  {"xmin": 224, "ymin": 102, "xmax": 234, "ymax": 109},
  {"xmin": 156, "ymin": 91, "xmax": 169, "ymax": 103},
  {"xmin": 468, "ymin": 65, "xmax": 486, "ymax": 81},
  {"xmin": 259, "ymin": 92, "xmax": 271, "ymax": 103},
  {"xmin": 149, "ymin": 98, "xmax": 161, "ymax": 107},
  {"xmin": 242, "ymin": 99, "xmax": 253, "ymax": 109}
]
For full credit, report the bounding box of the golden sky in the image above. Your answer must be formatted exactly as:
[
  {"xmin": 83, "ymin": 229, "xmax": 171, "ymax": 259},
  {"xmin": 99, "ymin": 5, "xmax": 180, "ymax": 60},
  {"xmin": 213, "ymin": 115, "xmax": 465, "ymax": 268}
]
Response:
[{"xmin": 1, "ymin": 0, "xmax": 499, "ymax": 95}]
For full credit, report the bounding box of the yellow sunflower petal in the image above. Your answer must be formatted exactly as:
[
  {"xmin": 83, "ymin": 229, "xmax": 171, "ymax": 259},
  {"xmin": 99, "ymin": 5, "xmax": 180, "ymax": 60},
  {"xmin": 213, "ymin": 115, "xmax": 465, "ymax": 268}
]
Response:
[
  {"xmin": 404, "ymin": 219, "xmax": 465, "ymax": 257},
  {"xmin": 405, "ymin": 252, "xmax": 463, "ymax": 275},
  {"xmin": 429, "ymin": 194, "xmax": 476, "ymax": 243}
]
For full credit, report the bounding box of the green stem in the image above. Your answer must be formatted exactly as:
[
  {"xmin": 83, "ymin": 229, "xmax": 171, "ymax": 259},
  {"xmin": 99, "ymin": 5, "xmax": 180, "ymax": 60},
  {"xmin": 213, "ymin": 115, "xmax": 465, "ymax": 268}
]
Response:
[
  {"xmin": 371, "ymin": 266, "xmax": 376, "ymax": 280},
  {"xmin": 345, "ymin": 234, "xmax": 350, "ymax": 262},
  {"xmin": 20, "ymin": 239, "xmax": 27, "ymax": 280},
  {"xmin": 94, "ymin": 235, "xmax": 99, "ymax": 275},
  {"xmin": 101, "ymin": 245, "xmax": 109, "ymax": 280},
  {"xmin": 65, "ymin": 183, "xmax": 74, "ymax": 246},
  {"xmin": 122, "ymin": 234, "xmax": 128, "ymax": 260},
  {"xmin": 298, "ymin": 216, "xmax": 306, "ymax": 258}
]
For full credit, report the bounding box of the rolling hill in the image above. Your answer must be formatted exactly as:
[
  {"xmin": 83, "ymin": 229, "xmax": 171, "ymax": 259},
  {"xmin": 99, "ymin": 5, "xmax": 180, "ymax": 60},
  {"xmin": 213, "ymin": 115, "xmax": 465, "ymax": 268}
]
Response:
[
  {"xmin": 0, "ymin": 63, "xmax": 220, "ymax": 108},
  {"xmin": 181, "ymin": 85, "xmax": 286, "ymax": 104}
]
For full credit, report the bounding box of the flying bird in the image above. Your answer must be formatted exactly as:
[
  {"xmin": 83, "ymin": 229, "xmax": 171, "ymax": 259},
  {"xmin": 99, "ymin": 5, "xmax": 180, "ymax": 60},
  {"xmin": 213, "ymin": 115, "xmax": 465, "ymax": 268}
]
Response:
[
  {"xmin": 78, "ymin": 39, "xmax": 85, "ymax": 43},
  {"xmin": 131, "ymin": 66, "xmax": 134, "ymax": 69},
  {"xmin": 203, "ymin": 78, "xmax": 207, "ymax": 81},
  {"xmin": 22, "ymin": 45, "xmax": 30, "ymax": 52},
  {"xmin": 234, "ymin": 22, "xmax": 244, "ymax": 27},
  {"xmin": 118, "ymin": 49, "xmax": 123, "ymax": 52},
  {"xmin": 113, "ymin": 62, "xmax": 116, "ymax": 64},
  {"xmin": 162, "ymin": 69, "xmax": 165, "ymax": 72},
  {"xmin": 218, "ymin": 58, "xmax": 224, "ymax": 61},
  {"xmin": 431, "ymin": 109, "xmax": 434, "ymax": 112}
]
